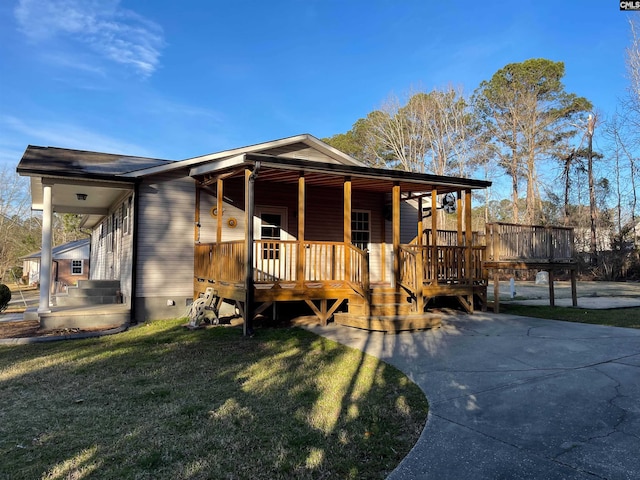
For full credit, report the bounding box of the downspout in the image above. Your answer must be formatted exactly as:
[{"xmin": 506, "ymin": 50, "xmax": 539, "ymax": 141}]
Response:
[
  {"xmin": 130, "ymin": 181, "xmax": 141, "ymax": 325},
  {"xmin": 244, "ymin": 161, "xmax": 261, "ymax": 337}
]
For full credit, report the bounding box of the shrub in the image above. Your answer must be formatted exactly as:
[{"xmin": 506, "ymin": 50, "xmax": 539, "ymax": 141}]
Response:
[{"xmin": 0, "ymin": 284, "xmax": 10, "ymax": 312}]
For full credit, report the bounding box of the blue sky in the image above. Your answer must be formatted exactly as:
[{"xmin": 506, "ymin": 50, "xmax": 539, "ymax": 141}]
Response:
[{"xmin": 0, "ymin": 0, "xmax": 633, "ymax": 169}]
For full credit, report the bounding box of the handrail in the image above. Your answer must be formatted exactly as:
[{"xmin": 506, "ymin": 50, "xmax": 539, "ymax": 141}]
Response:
[{"xmin": 346, "ymin": 243, "xmax": 369, "ymax": 296}]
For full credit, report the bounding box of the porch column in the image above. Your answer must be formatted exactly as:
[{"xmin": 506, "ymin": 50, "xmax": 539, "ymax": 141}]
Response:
[
  {"xmin": 38, "ymin": 182, "xmax": 53, "ymax": 313},
  {"xmin": 344, "ymin": 177, "xmax": 352, "ymax": 281},
  {"xmin": 431, "ymin": 188, "xmax": 438, "ymax": 286},
  {"xmin": 392, "ymin": 183, "xmax": 401, "ymax": 288},
  {"xmin": 194, "ymin": 182, "xmax": 201, "ymax": 243},
  {"xmin": 297, "ymin": 174, "xmax": 305, "ymax": 287},
  {"xmin": 244, "ymin": 166, "xmax": 258, "ymax": 336},
  {"xmin": 465, "ymin": 189, "xmax": 474, "ymax": 312},
  {"xmin": 415, "ymin": 195, "xmax": 424, "ymax": 312},
  {"xmin": 465, "ymin": 189, "xmax": 473, "ymax": 284},
  {"xmin": 216, "ymin": 179, "xmax": 224, "ymax": 285},
  {"xmin": 456, "ymin": 190, "xmax": 464, "ymax": 281}
]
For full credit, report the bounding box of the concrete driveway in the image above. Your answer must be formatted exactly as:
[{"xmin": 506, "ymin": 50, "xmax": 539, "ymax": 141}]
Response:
[{"xmin": 307, "ymin": 314, "xmax": 640, "ymax": 479}]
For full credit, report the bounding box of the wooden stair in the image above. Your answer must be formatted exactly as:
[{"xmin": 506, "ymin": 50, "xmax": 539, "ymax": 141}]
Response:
[{"xmin": 334, "ymin": 286, "xmax": 442, "ymax": 333}]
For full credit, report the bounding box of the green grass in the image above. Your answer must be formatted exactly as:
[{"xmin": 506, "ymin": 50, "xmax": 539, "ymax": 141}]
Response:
[
  {"xmin": 0, "ymin": 320, "xmax": 428, "ymax": 479},
  {"xmin": 501, "ymin": 305, "xmax": 640, "ymax": 329}
]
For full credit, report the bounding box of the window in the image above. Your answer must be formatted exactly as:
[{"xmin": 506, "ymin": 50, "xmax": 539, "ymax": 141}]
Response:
[
  {"xmin": 352, "ymin": 210, "xmax": 370, "ymax": 251},
  {"xmin": 71, "ymin": 260, "xmax": 83, "ymax": 275},
  {"xmin": 261, "ymin": 213, "xmax": 282, "ymax": 260},
  {"xmin": 122, "ymin": 198, "xmax": 130, "ymax": 234}
]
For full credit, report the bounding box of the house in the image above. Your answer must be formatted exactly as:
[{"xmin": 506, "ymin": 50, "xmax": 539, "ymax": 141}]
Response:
[
  {"xmin": 21, "ymin": 238, "xmax": 90, "ymax": 289},
  {"xmin": 17, "ymin": 134, "xmax": 493, "ymax": 332}
]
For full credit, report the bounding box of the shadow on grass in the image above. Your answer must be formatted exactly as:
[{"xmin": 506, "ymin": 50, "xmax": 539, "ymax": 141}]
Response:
[{"xmin": 0, "ymin": 319, "xmax": 428, "ymax": 479}]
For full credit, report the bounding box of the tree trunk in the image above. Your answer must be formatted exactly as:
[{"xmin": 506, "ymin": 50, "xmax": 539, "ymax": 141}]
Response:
[{"xmin": 587, "ymin": 118, "xmax": 597, "ymax": 266}]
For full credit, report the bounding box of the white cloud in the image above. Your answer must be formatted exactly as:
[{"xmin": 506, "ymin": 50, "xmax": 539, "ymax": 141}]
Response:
[
  {"xmin": 14, "ymin": 0, "xmax": 164, "ymax": 77},
  {"xmin": 1, "ymin": 115, "xmax": 156, "ymax": 157}
]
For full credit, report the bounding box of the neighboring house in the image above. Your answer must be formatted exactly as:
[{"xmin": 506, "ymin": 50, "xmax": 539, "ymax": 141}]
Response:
[
  {"xmin": 17, "ymin": 134, "xmax": 493, "ymax": 331},
  {"xmin": 21, "ymin": 238, "xmax": 90, "ymax": 289}
]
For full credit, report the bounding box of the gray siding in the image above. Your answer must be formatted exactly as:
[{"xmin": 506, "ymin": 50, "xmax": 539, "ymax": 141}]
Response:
[
  {"xmin": 136, "ymin": 172, "xmax": 195, "ymax": 298},
  {"xmin": 90, "ymin": 194, "xmax": 134, "ymax": 303}
]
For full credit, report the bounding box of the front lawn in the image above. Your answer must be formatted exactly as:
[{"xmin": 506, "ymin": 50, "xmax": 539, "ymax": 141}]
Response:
[
  {"xmin": 501, "ymin": 305, "xmax": 640, "ymax": 329},
  {"xmin": 0, "ymin": 320, "xmax": 428, "ymax": 479}
]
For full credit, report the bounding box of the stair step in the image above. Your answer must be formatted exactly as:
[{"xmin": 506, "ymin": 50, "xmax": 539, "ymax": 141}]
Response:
[
  {"xmin": 348, "ymin": 302, "xmax": 414, "ymax": 316},
  {"xmin": 77, "ymin": 280, "xmax": 121, "ymax": 289},
  {"xmin": 56, "ymin": 295, "xmax": 119, "ymax": 307},
  {"xmin": 39, "ymin": 305, "xmax": 130, "ymax": 331}
]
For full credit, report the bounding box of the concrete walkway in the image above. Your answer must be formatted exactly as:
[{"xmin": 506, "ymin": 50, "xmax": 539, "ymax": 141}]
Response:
[{"xmin": 306, "ymin": 314, "xmax": 640, "ymax": 479}]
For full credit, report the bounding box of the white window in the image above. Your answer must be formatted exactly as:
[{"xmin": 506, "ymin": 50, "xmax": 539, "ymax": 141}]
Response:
[
  {"xmin": 352, "ymin": 210, "xmax": 370, "ymax": 251},
  {"xmin": 71, "ymin": 260, "xmax": 83, "ymax": 275},
  {"xmin": 122, "ymin": 199, "xmax": 130, "ymax": 235}
]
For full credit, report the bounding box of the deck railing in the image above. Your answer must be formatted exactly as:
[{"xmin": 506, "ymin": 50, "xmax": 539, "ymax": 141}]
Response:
[
  {"xmin": 485, "ymin": 223, "xmax": 574, "ymax": 262},
  {"xmin": 413, "ymin": 229, "xmax": 485, "ymax": 247},
  {"xmin": 400, "ymin": 244, "xmax": 486, "ymax": 289},
  {"xmin": 195, "ymin": 240, "xmax": 367, "ymax": 288},
  {"xmin": 196, "ymin": 239, "xmax": 483, "ymax": 300}
]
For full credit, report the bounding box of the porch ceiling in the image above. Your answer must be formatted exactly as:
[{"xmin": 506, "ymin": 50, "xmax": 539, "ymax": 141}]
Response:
[{"xmin": 194, "ymin": 153, "xmax": 492, "ymax": 194}]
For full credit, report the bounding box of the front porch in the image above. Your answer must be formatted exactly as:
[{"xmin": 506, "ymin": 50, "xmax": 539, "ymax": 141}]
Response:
[
  {"xmin": 194, "ymin": 234, "xmax": 489, "ymax": 330},
  {"xmin": 190, "ymin": 152, "xmax": 492, "ymax": 333}
]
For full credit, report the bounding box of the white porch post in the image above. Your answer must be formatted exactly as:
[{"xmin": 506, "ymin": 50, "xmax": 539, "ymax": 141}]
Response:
[{"xmin": 38, "ymin": 183, "xmax": 53, "ymax": 313}]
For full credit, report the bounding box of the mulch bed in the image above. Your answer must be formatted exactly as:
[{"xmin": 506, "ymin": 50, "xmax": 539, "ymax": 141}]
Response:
[
  {"xmin": 0, "ymin": 320, "xmax": 41, "ymax": 339},
  {"xmin": 0, "ymin": 320, "xmax": 115, "ymax": 340}
]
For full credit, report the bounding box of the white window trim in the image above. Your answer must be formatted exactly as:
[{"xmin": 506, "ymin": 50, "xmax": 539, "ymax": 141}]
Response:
[
  {"xmin": 71, "ymin": 260, "xmax": 84, "ymax": 275},
  {"xmin": 351, "ymin": 209, "xmax": 371, "ymax": 251}
]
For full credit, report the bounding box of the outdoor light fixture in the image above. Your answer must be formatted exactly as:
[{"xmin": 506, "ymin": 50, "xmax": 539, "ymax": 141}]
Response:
[{"xmin": 76, "ymin": 193, "xmax": 88, "ymax": 201}]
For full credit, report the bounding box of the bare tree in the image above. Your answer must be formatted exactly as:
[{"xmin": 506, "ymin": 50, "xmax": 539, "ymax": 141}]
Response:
[
  {"xmin": 0, "ymin": 165, "xmax": 32, "ymax": 281},
  {"xmin": 368, "ymin": 86, "xmax": 477, "ymax": 176}
]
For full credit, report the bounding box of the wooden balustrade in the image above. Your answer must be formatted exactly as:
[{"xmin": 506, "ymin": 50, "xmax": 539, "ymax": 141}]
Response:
[
  {"xmin": 400, "ymin": 244, "xmax": 487, "ymax": 289},
  {"xmin": 195, "ymin": 240, "xmax": 364, "ymax": 286},
  {"xmin": 486, "ymin": 223, "xmax": 574, "ymax": 262},
  {"xmin": 196, "ymin": 239, "xmax": 484, "ymax": 302}
]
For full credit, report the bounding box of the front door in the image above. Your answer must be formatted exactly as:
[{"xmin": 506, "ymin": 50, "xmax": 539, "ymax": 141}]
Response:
[{"xmin": 256, "ymin": 207, "xmax": 288, "ymax": 281}]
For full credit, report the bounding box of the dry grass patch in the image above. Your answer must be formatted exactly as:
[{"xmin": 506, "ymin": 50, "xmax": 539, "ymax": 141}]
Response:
[{"xmin": 0, "ymin": 320, "xmax": 428, "ymax": 479}]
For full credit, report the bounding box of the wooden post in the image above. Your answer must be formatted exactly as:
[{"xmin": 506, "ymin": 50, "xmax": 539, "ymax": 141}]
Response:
[
  {"xmin": 195, "ymin": 182, "xmax": 201, "ymax": 243},
  {"xmin": 465, "ymin": 189, "xmax": 473, "ymax": 280},
  {"xmin": 381, "ymin": 196, "xmax": 387, "ymax": 284},
  {"xmin": 416, "ymin": 196, "xmax": 424, "ymax": 312},
  {"xmin": 344, "ymin": 177, "xmax": 352, "ymax": 283},
  {"xmin": 216, "ymin": 179, "xmax": 223, "ymax": 285},
  {"xmin": 464, "ymin": 189, "xmax": 473, "ymax": 311},
  {"xmin": 244, "ymin": 166, "xmax": 258, "ymax": 336},
  {"xmin": 548, "ymin": 269, "xmax": 555, "ymax": 307},
  {"xmin": 297, "ymin": 174, "xmax": 305, "ymax": 288},
  {"xmin": 216, "ymin": 179, "xmax": 223, "ymax": 245},
  {"xmin": 571, "ymin": 268, "xmax": 578, "ymax": 307},
  {"xmin": 393, "ymin": 183, "xmax": 401, "ymax": 288},
  {"xmin": 493, "ymin": 271, "xmax": 500, "ymax": 313},
  {"xmin": 431, "ymin": 189, "xmax": 438, "ymax": 285}
]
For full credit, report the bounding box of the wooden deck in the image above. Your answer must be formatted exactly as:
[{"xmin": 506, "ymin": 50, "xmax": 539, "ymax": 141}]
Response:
[
  {"xmin": 193, "ymin": 223, "xmax": 577, "ymax": 329},
  {"xmin": 194, "ymin": 237, "xmax": 487, "ymax": 330},
  {"xmin": 483, "ymin": 223, "xmax": 578, "ymax": 312}
]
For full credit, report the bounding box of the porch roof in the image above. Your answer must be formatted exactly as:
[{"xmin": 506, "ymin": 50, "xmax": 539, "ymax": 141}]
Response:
[{"xmin": 192, "ymin": 153, "xmax": 492, "ymax": 193}]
